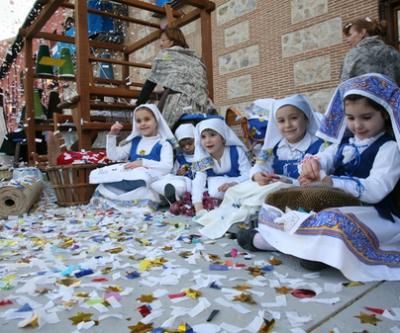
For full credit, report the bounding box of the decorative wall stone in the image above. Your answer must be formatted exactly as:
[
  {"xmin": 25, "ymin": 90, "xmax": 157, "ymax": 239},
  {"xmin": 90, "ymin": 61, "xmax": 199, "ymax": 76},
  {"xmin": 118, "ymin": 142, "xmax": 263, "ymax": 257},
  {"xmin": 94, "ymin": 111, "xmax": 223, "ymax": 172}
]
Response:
[
  {"xmin": 227, "ymin": 74, "xmax": 252, "ymax": 99},
  {"xmin": 216, "ymin": 0, "xmax": 257, "ymax": 26},
  {"xmin": 181, "ymin": 21, "xmax": 197, "ymax": 35},
  {"xmin": 219, "ymin": 45, "xmax": 260, "ymax": 75},
  {"xmin": 224, "ymin": 21, "xmax": 250, "ymax": 48},
  {"xmin": 291, "ymin": 0, "xmax": 328, "ymax": 23},
  {"xmin": 282, "ymin": 17, "xmax": 342, "ymax": 57},
  {"xmin": 303, "ymin": 87, "xmax": 336, "ymax": 113},
  {"xmin": 294, "ymin": 55, "xmax": 331, "ymax": 86}
]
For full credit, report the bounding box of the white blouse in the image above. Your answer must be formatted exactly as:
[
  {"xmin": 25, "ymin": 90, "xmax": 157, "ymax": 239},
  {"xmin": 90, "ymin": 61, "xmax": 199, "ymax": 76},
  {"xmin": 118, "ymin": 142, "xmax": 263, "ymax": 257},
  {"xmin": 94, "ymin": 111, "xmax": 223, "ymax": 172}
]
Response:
[
  {"xmin": 106, "ymin": 134, "xmax": 173, "ymax": 174},
  {"xmin": 192, "ymin": 146, "xmax": 251, "ymax": 204},
  {"xmin": 250, "ymin": 133, "xmax": 324, "ymax": 179},
  {"xmin": 313, "ymin": 133, "xmax": 400, "ymax": 203}
]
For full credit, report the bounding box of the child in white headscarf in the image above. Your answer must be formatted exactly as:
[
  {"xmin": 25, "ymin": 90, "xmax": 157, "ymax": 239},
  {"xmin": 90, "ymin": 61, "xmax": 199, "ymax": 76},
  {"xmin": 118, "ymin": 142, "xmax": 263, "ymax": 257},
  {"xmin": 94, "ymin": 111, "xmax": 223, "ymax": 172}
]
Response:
[
  {"xmin": 89, "ymin": 104, "xmax": 175, "ymax": 203},
  {"xmin": 192, "ymin": 118, "xmax": 252, "ymax": 215},
  {"xmin": 251, "ymin": 94, "xmax": 324, "ymax": 185},
  {"xmin": 151, "ymin": 123, "xmax": 195, "ymax": 204},
  {"xmin": 194, "ymin": 95, "xmax": 324, "ymax": 239},
  {"xmin": 251, "ymin": 74, "xmax": 400, "ymax": 282}
]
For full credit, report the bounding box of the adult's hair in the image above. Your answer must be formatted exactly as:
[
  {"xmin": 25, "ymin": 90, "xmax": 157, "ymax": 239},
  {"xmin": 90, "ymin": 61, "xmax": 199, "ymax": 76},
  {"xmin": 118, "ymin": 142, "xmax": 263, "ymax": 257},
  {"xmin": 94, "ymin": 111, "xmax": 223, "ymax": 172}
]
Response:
[
  {"xmin": 160, "ymin": 27, "xmax": 189, "ymax": 49},
  {"xmin": 343, "ymin": 17, "xmax": 387, "ymax": 38}
]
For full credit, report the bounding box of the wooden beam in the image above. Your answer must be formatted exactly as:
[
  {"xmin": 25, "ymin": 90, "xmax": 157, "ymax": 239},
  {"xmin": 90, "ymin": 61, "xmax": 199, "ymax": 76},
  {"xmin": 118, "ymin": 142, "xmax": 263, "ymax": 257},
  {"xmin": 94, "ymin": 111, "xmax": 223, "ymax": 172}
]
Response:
[
  {"xmin": 200, "ymin": 9, "xmax": 214, "ymax": 100},
  {"xmin": 24, "ymin": 37, "xmax": 35, "ymax": 161},
  {"xmin": 61, "ymin": 0, "xmax": 181, "ymax": 17},
  {"xmin": 126, "ymin": 8, "xmax": 202, "ymax": 54},
  {"xmin": 85, "ymin": 6, "xmax": 160, "ymax": 28},
  {"xmin": 112, "ymin": 0, "xmax": 181, "ymax": 17},
  {"xmin": 180, "ymin": 0, "xmax": 215, "ymax": 11},
  {"xmin": 90, "ymin": 86, "xmax": 142, "ymax": 99},
  {"xmin": 25, "ymin": 0, "xmax": 65, "ymax": 38},
  {"xmin": 165, "ymin": 4, "xmax": 175, "ymax": 26},
  {"xmin": 89, "ymin": 56, "xmax": 151, "ymax": 69},
  {"xmin": 75, "ymin": 0, "xmax": 92, "ymax": 149},
  {"xmin": 30, "ymin": 31, "xmax": 126, "ymax": 52}
]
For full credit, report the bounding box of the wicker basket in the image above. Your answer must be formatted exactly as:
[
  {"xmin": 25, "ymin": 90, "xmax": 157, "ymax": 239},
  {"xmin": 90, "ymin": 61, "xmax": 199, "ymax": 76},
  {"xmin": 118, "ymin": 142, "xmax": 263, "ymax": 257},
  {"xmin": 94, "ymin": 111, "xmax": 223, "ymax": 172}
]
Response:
[
  {"xmin": 46, "ymin": 164, "xmax": 98, "ymax": 206},
  {"xmin": 0, "ymin": 168, "xmax": 12, "ymax": 181}
]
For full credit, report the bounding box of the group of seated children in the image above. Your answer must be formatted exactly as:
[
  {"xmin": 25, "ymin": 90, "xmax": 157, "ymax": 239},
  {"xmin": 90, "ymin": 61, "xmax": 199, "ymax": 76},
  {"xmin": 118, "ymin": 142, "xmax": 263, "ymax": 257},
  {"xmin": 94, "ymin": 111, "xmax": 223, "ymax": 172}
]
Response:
[{"xmin": 89, "ymin": 73, "xmax": 400, "ymax": 282}]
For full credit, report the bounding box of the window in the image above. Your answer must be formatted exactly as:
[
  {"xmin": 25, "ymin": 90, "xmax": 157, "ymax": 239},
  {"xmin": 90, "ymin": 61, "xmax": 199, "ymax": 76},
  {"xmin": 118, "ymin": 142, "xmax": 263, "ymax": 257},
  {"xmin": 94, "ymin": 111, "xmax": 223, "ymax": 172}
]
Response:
[{"xmin": 380, "ymin": 0, "xmax": 400, "ymax": 49}]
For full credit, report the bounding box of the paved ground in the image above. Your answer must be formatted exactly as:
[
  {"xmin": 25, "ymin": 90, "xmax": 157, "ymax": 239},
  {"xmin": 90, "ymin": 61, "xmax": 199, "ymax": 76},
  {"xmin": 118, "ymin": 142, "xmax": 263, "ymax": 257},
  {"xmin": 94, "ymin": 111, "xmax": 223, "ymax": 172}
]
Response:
[{"xmin": 0, "ymin": 184, "xmax": 399, "ymax": 333}]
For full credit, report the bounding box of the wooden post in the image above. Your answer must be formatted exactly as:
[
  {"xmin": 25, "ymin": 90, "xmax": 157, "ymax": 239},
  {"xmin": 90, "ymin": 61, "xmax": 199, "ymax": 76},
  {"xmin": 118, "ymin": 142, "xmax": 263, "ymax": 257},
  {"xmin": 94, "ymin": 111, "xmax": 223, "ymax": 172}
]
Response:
[
  {"xmin": 200, "ymin": 9, "xmax": 214, "ymax": 100},
  {"xmin": 24, "ymin": 37, "xmax": 35, "ymax": 163},
  {"xmin": 75, "ymin": 0, "xmax": 92, "ymax": 149}
]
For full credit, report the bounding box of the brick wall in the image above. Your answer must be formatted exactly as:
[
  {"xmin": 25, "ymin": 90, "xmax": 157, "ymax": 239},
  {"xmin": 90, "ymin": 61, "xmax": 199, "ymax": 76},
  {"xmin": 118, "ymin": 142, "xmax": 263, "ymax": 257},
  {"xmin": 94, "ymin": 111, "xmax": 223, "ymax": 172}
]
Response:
[{"xmin": 210, "ymin": 0, "xmax": 379, "ymax": 113}]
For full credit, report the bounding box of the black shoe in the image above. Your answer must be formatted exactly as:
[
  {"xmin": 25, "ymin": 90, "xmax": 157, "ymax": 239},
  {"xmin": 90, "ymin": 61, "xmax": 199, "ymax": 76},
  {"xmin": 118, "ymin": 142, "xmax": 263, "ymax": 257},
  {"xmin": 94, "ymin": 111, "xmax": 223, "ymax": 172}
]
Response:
[
  {"xmin": 164, "ymin": 184, "xmax": 177, "ymax": 204},
  {"xmin": 300, "ymin": 259, "xmax": 329, "ymax": 271},
  {"xmin": 237, "ymin": 229, "xmax": 259, "ymax": 252}
]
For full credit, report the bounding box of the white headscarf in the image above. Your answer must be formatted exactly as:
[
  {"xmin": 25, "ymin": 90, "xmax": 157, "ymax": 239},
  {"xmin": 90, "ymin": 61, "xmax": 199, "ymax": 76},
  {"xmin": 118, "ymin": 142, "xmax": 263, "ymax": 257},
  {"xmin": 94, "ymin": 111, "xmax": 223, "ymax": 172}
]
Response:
[
  {"xmin": 318, "ymin": 73, "xmax": 400, "ymax": 149},
  {"xmin": 175, "ymin": 123, "xmax": 195, "ymax": 141},
  {"xmin": 261, "ymin": 94, "xmax": 321, "ymax": 152},
  {"xmin": 124, "ymin": 104, "xmax": 176, "ymax": 146},
  {"xmin": 193, "ymin": 118, "xmax": 248, "ymax": 171}
]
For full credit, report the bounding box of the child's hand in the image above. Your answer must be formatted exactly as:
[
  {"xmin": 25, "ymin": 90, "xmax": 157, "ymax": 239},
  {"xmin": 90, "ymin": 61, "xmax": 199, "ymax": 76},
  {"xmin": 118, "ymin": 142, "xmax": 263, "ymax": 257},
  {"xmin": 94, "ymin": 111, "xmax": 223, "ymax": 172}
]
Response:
[
  {"xmin": 124, "ymin": 160, "xmax": 143, "ymax": 169},
  {"xmin": 301, "ymin": 158, "xmax": 321, "ymax": 182},
  {"xmin": 176, "ymin": 166, "xmax": 188, "ymax": 176},
  {"xmin": 110, "ymin": 121, "xmax": 123, "ymax": 135},
  {"xmin": 218, "ymin": 182, "xmax": 238, "ymax": 192},
  {"xmin": 252, "ymin": 172, "xmax": 280, "ymax": 186}
]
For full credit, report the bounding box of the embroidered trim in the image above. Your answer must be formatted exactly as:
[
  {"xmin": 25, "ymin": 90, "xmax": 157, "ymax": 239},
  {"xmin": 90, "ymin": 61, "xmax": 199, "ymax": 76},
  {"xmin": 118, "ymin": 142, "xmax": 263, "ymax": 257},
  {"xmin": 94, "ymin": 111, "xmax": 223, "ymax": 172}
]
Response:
[
  {"xmin": 331, "ymin": 176, "xmax": 364, "ymax": 198},
  {"xmin": 192, "ymin": 157, "xmax": 213, "ymax": 172}
]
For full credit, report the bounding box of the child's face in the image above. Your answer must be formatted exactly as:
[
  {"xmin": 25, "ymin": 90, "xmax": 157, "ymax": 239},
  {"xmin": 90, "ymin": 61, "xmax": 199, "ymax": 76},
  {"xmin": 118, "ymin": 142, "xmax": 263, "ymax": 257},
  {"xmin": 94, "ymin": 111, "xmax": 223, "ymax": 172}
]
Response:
[
  {"xmin": 345, "ymin": 98, "xmax": 386, "ymax": 140},
  {"xmin": 160, "ymin": 33, "xmax": 174, "ymax": 49},
  {"xmin": 276, "ymin": 105, "xmax": 308, "ymax": 144},
  {"xmin": 201, "ymin": 129, "xmax": 225, "ymax": 158},
  {"xmin": 179, "ymin": 138, "xmax": 195, "ymax": 155},
  {"xmin": 135, "ymin": 108, "xmax": 157, "ymax": 137}
]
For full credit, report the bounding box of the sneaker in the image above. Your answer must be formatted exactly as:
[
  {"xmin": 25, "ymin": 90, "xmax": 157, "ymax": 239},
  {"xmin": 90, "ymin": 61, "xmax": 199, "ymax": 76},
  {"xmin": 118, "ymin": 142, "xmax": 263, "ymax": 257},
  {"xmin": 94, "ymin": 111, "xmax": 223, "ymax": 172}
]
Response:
[
  {"xmin": 164, "ymin": 183, "xmax": 177, "ymax": 204},
  {"xmin": 299, "ymin": 259, "xmax": 329, "ymax": 271},
  {"xmin": 237, "ymin": 229, "xmax": 259, "ymax": 252}
]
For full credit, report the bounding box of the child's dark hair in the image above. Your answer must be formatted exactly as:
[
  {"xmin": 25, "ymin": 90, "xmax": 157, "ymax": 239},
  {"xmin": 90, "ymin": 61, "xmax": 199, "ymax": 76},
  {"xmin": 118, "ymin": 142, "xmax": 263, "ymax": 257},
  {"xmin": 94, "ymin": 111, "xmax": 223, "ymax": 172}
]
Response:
[
  {"xmin": 343, "ymin": 17, "xmax": 387, "ymax": 38},
  {"xmin": 344, "ymin": 94, "xmax": 392, "ymax": 133},
  {"xmin": 160, "ymin": 27, "xmax": 189, "ymax": 49}
]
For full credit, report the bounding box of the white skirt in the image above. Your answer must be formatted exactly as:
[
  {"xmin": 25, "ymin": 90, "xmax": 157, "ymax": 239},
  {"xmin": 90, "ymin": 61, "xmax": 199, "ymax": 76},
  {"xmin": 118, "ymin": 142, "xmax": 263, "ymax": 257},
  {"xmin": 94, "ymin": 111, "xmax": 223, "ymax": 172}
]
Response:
[
  {"xmin": 195, "ymin": 180, "xmax": 292, "ymax": 239},
  {"xmin": 257, "ymin": 205, "xmax": 400, "ymax": 282},
  {"xmin": 150, "ymin": 174, "xmax": 192, "ymax": 198}
]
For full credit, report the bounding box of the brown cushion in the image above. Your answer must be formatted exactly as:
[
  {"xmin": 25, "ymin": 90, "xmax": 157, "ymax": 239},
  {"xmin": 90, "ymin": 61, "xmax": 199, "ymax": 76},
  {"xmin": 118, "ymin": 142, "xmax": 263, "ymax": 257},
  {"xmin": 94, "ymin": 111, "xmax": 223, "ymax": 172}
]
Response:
[{"xmin": 266, "ymin": 185, "xmax": 362, "ymax": 213}]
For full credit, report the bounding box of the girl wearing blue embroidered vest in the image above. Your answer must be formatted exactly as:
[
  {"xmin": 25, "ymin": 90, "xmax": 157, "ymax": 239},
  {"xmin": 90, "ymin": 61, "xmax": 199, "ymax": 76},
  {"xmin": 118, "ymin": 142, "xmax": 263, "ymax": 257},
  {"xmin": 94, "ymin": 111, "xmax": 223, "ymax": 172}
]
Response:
[
  {"xmin": 89, "ymin": 104, "xmax": 174, "ymax": 203},
  {"xmin": 151, "ymin": 123, "xmax": 195, "ymax": 204},
  {"xmin": 251, "ymin": 94, "xmax": 324, "ymax": 185},
  {"xmin": 194, "ymin": 95, "xmax": 325, "ymax": 239},
  {"xmin": 192, "ymin": 118, "xmax": 252, "ymax": 216},
  {"xmin": 252, "ymin": 74, "xmax": 400, "ymax": 281}
]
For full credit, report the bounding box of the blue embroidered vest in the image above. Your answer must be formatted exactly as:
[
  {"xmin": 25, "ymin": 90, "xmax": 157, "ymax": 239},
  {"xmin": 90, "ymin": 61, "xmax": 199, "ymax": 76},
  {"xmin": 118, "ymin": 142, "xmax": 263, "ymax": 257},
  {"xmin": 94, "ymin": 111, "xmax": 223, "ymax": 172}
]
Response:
[
  {"xmin": 176, "ymin": 153, "xmax": 194, "ymax": 179},
  {"xmin": 129, "ymin": 136, "xmax": 162, "ymax": 162},
  {"xmin": 206, "ymin": 146, "xmax": 241, "ymax": 177},
  {"xmin": 272, "ymin": 138, "xmax": 324, "ymax": 178},
  {"xmin": 333, "ymin": 133, "xmax": 400, "ymax": 221}
]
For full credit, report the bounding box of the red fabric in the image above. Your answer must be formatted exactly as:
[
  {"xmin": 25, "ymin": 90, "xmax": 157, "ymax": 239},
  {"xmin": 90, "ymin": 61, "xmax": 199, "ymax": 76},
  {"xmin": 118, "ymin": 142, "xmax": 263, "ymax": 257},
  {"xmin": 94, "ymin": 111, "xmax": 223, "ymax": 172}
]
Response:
[{"xmin": 57, "ymin": 151, "xmax": 109, "ymax": 165}]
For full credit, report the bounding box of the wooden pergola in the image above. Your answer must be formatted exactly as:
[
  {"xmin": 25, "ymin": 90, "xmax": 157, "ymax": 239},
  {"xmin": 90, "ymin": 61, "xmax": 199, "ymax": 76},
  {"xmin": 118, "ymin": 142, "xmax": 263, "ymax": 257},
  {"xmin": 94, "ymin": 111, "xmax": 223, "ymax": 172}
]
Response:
[{"xmin": 21, "ymin": 0, "xmax": 215, "ymax": 161}]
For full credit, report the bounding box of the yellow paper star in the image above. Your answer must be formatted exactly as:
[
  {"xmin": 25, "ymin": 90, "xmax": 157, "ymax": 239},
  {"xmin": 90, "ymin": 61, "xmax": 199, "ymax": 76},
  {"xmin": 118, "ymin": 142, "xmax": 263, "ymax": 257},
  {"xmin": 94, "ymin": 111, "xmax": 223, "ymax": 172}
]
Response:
[
  {"xmin": 233, "ymin": 293, "xmax": 257, "ymax": 304},
  {"xmin": 354, "ymin": 312, "xmax": 382, "ymax": 326},
  {"xmin": 343, "ymin": 281, "xmax": 364, "ymax": 287},
  {"xmin": 233, "ymin": 283, "xmax": 251, "ymax": 291},
  {"xmin": 184, "ymin": 288, "xmax": 202, "ymax": 299},
  {"xmin": 258, "ymin": 318, "xmax": 275, "ymax": 333},
  {"xmin": 57, "ymin": 278, "xmax": 80, "ymax": 287},
  {"xmin": 69, "ymin": 312, "xmax": 93, "ymax": 325},
  {"xmin": 247, "ymin": 266, "xmax": 265, "ymax": 277},
  {"xmin": 128, "ymin": 321, "xmax": 153, "ymax": 333},
  {"xmin": 162, "ymin": 246, "xmax": 173, "ymax": 251},
  {"xmin": 106, "ymin": 247, "xmax": 123, "ymax": 254},
  {"xmin": 274, "ymin": 286, "xmax": 293, "ymax": 295},
  {"xmin": 137, "ymin": 294, "xmax": 157, "ymax": 303},
  {"xmin": 105, "ymin": 285, "xmax": 123, "ymax": 292},
  {"xmin": 101, "ymin": 267, "xmax": 113, "ymax": 274},
  {"xmin": 268, "ymin": 257, "xmax": 282, "ymax": 266}
]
